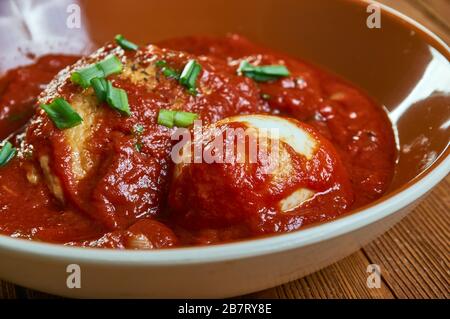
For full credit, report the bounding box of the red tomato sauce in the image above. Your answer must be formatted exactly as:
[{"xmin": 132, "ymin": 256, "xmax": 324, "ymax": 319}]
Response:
[
  {"xmin": 0, "ymin": 35, "xmax": 396, "ymax": 248},
  {"xmin": 0, "ymin": 55, "xmax": 80, "ymax": 140}
]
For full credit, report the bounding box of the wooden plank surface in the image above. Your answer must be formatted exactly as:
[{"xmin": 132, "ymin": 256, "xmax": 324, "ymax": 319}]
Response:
[
  {"xmin": 247, "ymin": 251, "xmax": 396, "ymax": 299},
  {"xmin": 0, "ymin": 0, "xmax": 449, "ymax": 299},
  {"xmin": 2, "ymin": 177, "xmax": 447, "ymax": 299},
  {"xmin": 248, "ymin": 176, "xmax": 449, "ymax": 299},
  {"xmin": 248, "ymin": 0, "xmax": 450, "ymax": 299},
  {"xmin": 363, "ymin": 178, "xmax": 450, "ymax": 299}
]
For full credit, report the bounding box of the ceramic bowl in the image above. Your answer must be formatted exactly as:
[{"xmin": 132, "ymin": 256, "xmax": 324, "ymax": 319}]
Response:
[{"xmin": 0, "ymin": 0, "xmax": 448, "ymax": 298}]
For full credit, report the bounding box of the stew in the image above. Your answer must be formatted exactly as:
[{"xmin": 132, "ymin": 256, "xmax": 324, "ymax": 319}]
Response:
[{"xmin": 0, "ymin": 35, "xmax": 396, "ymax": 248}]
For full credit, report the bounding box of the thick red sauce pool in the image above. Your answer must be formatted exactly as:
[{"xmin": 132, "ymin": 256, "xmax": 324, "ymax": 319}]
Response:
[{"xmin": 0, "ymin": 36, "xmax": 396, "ymax": 248}]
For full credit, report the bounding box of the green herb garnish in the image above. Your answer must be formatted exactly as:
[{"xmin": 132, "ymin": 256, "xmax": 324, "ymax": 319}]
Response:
[
  {"xmin": 155, "ymin": 60, "xmax": 180, "ymax": 80},
  {"xmin": 40, "ymin": 98, "xmax": 83, "ymax": 129},
  {"xmin": 0, "ymin": 142, "xmax": 17, "ymax": 168},
  {"xmin": 157, "ymin": 109, "xmax": 198, "ymax": 128},
  {"xmin": 105, "ymin": 81, "xmax": 131, "ymax": 116},
  {"xmin": 179, "ymin": 60, "xmax": 201, "ymax": 94},
  {"xmin": 115, "ymin": 34, "xmax": 139, "ymax": 51},
  {"xmin": 91, "ymin": 77, "xmax": 108, "ymax": 102},
  {"xmin": 133, "ymin": 124, "xmax": 144, "ymax": 135},
  {"xmin": 96, "ymin": 55, "xmax": 123, "ymax": 77},
  {"xmin": 71, "ymin": 55, "xmax": 123, "ymax": 88},
  {"xmin": 238, "ymin": 60, "xmax": 290, "ymax": 82}
]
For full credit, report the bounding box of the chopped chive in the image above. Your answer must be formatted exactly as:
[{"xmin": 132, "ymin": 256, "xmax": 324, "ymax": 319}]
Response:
[
  {"xmin": 174, "ymin": 111, "xmax": 198, "ymax": 127},
  {"xmin": 71, "ymin": 65, "xmax": 104, "ymax": 88},
  {"xmin": 133, "ymin": 124, "xmax": 144, "ymax": 152},
  {"xmin": 105, "ymin": 81, "xmax": 131, "ymax": 116},
  {"xmin": 0, "ymin": 142, "xmax": 17, "ymax": 168},
  {"xmin": 92, "ymin": 78, "xmax": 131, "ymax": 116},
  {"xmin": 155, "ymin": 60, "xmax": 167, "ymax": 67},
  {"xmin": 97, "ymin": 55, "xmax": 123, "ymax": 77},
  {"xmin": 179, "ymin": 60, "xmax": 195, "ymax": 86},
  {"xmin": 115, "ymin": 34, "xmax": 139, "ymax": 51},
  {"xmin": 237, "ymin": 60, "xmax": 290, "ymax": 82},
  {"xmin": 155, "ymin": 60, "xmax": 180, "ymax": 79},
  {"xmin": 179, "ymin": 60, "xmax": 201, "ymax": 92},
  {"xmin": 40, "ymin": 98, "xmax": 83, "ymax": 129},
  {"xmin": 71, "ymin": 55, "xmax": 123, "ymax": 88},
  {"xmin": 157, "ymin": 109, "xmax": 198, "ymax": 128},
  {"xmin": 163, "ymin": 67, "xmax": 180, "ymax": 79},
  {"xmin": 91, "ymin": 77, "xmax": 108, "ymax": 102},
  {"xmin": 246, "ymin": 64, "xmax": 290, "ymax": 76},
  {"xmin": 237, "ymin": 61, "xmax": 251, "ymax": 74},
  {"xmin": 156, "ymin": 59, "xmax": 201, "ymax": 93},
  {"xmin": 157, "ymin": 109, "xmax": 176, "ymax": 128},
  {"xmin": 248, "ymin": 73, "xmax": 279, "ymax": 82},
  {"xmin": 135, "ymin": 142, "xmax": 143, "ymax": 152},
  {"xmin": 133, "ymin": 124, "xmax": 144, "ymax": 135}
]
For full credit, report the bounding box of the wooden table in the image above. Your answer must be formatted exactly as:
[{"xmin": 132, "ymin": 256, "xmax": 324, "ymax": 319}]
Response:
[{"xmin": 1, "ymin": 0, "xmax": 449, "ymax": 299}]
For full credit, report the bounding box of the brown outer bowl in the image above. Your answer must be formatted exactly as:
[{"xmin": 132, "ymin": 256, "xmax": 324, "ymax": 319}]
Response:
[{"xmin": 0, "ymin": 0, "xmax": 448, "ymax": 298}]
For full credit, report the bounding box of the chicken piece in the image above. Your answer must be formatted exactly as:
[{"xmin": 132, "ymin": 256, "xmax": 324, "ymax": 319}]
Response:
[
  {"xmin": 25, "ymin": 43, "xmax": 264, "ymax": 230},
  {"xmin": 169, "ymin": 115, "xmax": 354, "ymax": 233}
]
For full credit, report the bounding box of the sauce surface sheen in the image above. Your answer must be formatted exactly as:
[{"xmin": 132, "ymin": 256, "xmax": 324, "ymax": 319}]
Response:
[{"xmin": 0, "ymin": 35, "xmax": 396, "ymax": 248}]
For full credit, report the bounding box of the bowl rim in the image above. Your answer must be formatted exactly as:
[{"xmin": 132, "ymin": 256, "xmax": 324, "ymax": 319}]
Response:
[{"xmin": 0, "ymin": 0, "xmax": 449, "ymax": 265}]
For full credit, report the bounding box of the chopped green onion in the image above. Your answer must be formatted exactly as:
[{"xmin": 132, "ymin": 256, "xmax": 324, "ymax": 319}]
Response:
[
  {"xmin": 155, "ymin": 60, "xmax": 180, "ymax": 80},
  {"xmin": 91, "ymin": 77, "xmax": 108, "ymax": 102},
  {"xmin": 105, "ymin": 81, "xmax": 131, "ymax": 116},
  {"xmin": 157, "ymin": 109, "xmax": 176, "ymax": 128},
  {"xmin": 155, "ymin": 60, "xmax": 167, "ymax": 68},
  {"xmin": 133, "ymin": 124, "xmax": 144, "ymax": 135},
  {"xmin": 156, "ymin": 59, "xmax": 201, "ymax": 93},
  {"xmin": 40, "ymin": 98, "xmax": 83, "ymax": 129},
  {"xmin": 179, "ymin": 60, "xmax": 201, "ymax": 93},
  {"xmin": 71, "ymin": 65, "xmax": 104, "ymax": 88},
  {"xmin": 0, "ymin": 142, "xmax": 17, "ymax": 168},
  {"xmin": 133, "ymin": 124, "xmax": 144, "ymax": 152},
  {"xmin": 247, "ymin": 73, "xmax": 279, "ymax": 82},
  {"xmin": 174, "ymin": 111, "xmax": 198, "ymax": 127},
  {"xmin": 97, "ymin": 55, "xmax": 123, "ymax": 77},
  {"xmin": 115, "ymin": 34, "xmax": 139, "ymax": 51},
  {"xmin": 135, "ymin": 142, "xmax": 143, "ymax": 152},
  {"xmin": 92, "ymin": 78, "xmax": 131, "ymax": 116},
  {"xmin": 71, "ymin": 55, "xmax": 123, "ymax": 88},
  {"xmin": 242, "ymin": 63, "xmax": 290, "ymax": 76},
  {"xmin": 163, "ymin": 67, "xmax": 180, "ymax": 79},
  {"xmin": 157, "ymin": 109, "xmax": 198, "ymax": 128},
  {"xmin": 237, "ymin": 60, "xmax": 290, "ymax": 82}
]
